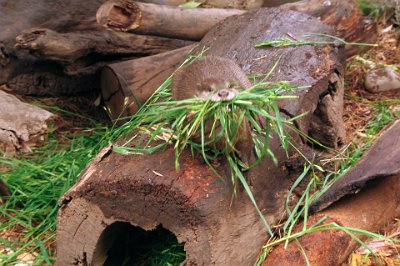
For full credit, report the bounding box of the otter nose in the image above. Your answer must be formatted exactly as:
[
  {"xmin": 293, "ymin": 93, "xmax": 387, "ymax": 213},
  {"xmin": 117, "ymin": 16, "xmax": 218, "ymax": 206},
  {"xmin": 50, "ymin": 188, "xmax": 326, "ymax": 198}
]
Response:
[{"xmin": 218, "ymin": 89, "xmax": 229, "ymax": 97}]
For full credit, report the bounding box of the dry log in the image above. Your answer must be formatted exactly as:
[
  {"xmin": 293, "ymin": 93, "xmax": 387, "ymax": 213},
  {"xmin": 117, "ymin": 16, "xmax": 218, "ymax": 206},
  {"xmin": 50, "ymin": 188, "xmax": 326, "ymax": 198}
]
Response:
[
  {"xmin": 263, "ymin": 120, "xmax": 400, "ymax": 265},
  {"xmin": 264, "ymin": 174, "xmax": 400, "ymax": 266},
  {"xmin": 138, "ymin": 0, "xmax": 303, "ymax": 9},
  {"xmin": 58, "ymin": 9, "xmax": 345, "ymax": 265},
  {"xmin": 0, "ymin": 88, "xmax": 53, "ymax": 156},
  {"xmin": 96, "ymin": 0, "xmax": 245, "ymax": 41},
  {"xmin": 311, "ymin": 119, "xmax": 400, "ymax": 213},
  {"xmin": 103, "ymin": 8, "xmax": 346, "ymax": 148},
  {"xmin": 0, "ymin": 0, "xmax": 192, "ymax": 95},
  {"xmin": 57, "ymin": 132, "xmax": 309, "ymax": 265},
  {"xmin": 281, "ymin": 0, "xmax": 377, "ymax": 57},
  {"xmin": 101, "ymin": 45, "xmax": 195, "ymax": 122}
]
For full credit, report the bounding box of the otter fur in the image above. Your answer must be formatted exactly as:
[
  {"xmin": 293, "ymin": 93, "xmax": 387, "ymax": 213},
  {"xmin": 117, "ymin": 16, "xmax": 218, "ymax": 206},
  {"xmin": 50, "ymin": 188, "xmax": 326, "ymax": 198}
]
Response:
[{"xmin": 171, "ymin": 56, "xmax": 255, "ymax": 166}]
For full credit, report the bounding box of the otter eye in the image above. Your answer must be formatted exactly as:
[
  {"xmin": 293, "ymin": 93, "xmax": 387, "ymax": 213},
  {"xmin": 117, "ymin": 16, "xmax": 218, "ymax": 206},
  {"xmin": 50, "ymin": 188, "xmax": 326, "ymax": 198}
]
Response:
[
  {"xmin": 228, "ymin": 83, "xmax": 234, "ymax": 89},
  {"xmin": 207, "ymin": 87, "xmax": 213, "ymax": 92}
]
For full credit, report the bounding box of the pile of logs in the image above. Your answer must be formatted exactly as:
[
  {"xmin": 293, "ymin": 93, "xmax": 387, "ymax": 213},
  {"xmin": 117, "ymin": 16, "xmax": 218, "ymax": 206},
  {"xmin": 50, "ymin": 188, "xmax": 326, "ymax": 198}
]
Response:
[{"xmin": 2, "ymin": 0, "xmax": 397, "ymax": 265}]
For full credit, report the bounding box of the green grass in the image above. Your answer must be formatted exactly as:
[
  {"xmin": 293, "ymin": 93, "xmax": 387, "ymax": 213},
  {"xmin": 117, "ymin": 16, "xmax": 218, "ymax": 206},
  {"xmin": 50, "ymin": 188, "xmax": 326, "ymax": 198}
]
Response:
[
  {"xmin": 0, "ymin": 119, "xmax": 110, "ymax": 265},
  {"xmin": 256, "ymin": 97, "xmax": 400, "ymax": 265}
]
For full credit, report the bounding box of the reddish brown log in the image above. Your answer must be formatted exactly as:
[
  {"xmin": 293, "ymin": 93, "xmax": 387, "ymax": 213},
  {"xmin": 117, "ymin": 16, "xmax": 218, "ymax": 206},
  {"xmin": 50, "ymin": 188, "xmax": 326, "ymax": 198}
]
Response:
[
  {"xmin": 57, "ymin": 130, "xmax": 309, "ymax": 265},
  {"xmin": 96, "ymin": 0, "xmax": 245, "ymax": 41},
  {"xmin": 264, "ymin": 120, "xmax": 400, "ymax": 265},
  {"xmin": 264, "ymin": 174, "xmax": 400, "ymax": 266},
  {"xmin": 101, "ymin": 45, "xmax": 195, "ymax": 121}
]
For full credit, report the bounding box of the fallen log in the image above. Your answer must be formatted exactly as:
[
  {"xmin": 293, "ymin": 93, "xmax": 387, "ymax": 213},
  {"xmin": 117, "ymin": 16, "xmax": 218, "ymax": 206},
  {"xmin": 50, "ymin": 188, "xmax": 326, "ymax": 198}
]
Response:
[
  {"xmin": 263, "ymin": 121, "xmax": 400, "ymax": 264},
  {"xmin": 100, "ymin": 0, "xmax": 376, "ymax": 56},
  {"xmin": 103, "ymin": 7, "xmax": 346, "ymax": 149},
  {"xmin": 311, "ymin": 119, "xmax": 400, "ymax": 213},
  {"xmin": 264, "ymin": 174, "xmax": 400, "ymax": 266},
  {"xmin": 58, "ymin": 8, "xmax": 345, "ymax": 265},
  {"xmin": 97, "ymin": 0, "xmax": 245, "ymax": 41},
  {"xmin": 0, "ymin": 0, "xmax": 192, "ymax": 95},
  {"xmin": 101, "ymin": 45, "xmax": 195, "ymax": 122}
]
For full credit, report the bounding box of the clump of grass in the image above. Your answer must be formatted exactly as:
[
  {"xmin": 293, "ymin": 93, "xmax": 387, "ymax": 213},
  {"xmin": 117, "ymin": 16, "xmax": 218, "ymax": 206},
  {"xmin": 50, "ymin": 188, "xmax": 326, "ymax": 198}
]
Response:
[
  {"xmin": 0, "ymin": 120, "xmax": 110, "ymax": 264},
  {"xmin": 113, "ymin": 73, "xmax": 309, "ymax": 234},
  {"xmin": 256, "ymin": 97, "xmax": 400, "ymax": 265}
]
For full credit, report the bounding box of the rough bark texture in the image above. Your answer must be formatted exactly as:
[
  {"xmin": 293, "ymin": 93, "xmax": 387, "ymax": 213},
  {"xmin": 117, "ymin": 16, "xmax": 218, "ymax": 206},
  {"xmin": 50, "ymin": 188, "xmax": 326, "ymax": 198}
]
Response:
[
  {"xmin": 264, "ymin": 174, "xmax": 400, "ymax": 265},
  {"xmin": 101, "ymin": 45, "xmax": 195, "ymax": 122},
  {"xmin": 97, "ymin": 0, "xmax": 245, "ymax": 41},
  {"xmin": 57, "ymin": 131, "xmax": 309, "ymax": 265},
  {"xmin": 57, "ymin": 9, "xmax": 345, "ymax": 265},
  {"xmin": 190, "ymin": 8, "xmax": 346, "ymax": 149},
  {"xmin": 281, "ymin": 0, "xmax": 377, "ymax": 57},
  {"xmin": 102, "ymin": 8, "xmax": 347, "ymax": 149},
  {"xmin": 311, "ymin": 119, "xmax": 400, "ymax": 212},
  {"xmin": 0, "ymin": 0, "xmax": 192, "ymax": 95},
  {"xmin": 264, "ymin": 120, "xmax": 400, "ymax": 264},
  {"xmin": 0, "ymin": 88, "xmax": 53, "ymax": 156}
]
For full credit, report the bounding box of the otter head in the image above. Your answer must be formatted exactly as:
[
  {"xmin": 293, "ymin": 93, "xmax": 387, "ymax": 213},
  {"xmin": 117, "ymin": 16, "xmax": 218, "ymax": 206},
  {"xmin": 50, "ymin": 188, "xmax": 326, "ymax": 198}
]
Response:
[{"xmin": 171, "ymin": 56, "xmax": 252, "ymax": 102}]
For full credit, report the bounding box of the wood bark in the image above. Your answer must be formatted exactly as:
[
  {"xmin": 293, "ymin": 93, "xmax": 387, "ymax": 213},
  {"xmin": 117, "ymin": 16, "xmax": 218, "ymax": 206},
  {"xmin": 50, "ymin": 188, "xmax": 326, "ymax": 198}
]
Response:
[
  {"xmin": 58, "ymin": 9, "xmax": 345, "ymax": 265},
  {"xmin": 102, "ymin": 7, "xmax": 346, "ymax": 149},
  {"xmin": 264, "ymin": 174, "xmax": 400, "ymax": 266},
  {"xmin": 0, "ymin": 0, "xmax": 192, "ymax": 95},
  {"xmin": 264, "ymin": 120, "xmax": 400, "ymax": 265},
  {"xmin": 101, "ymin": 45, "xmax": 195, "ymax": 122},
  {"xmin": 97, "ymin": 0, "xmax": 245, "ymax": 41},
  {"xmin": 0, "ymin": 88, "xmax": 53, "ymax": 156}
]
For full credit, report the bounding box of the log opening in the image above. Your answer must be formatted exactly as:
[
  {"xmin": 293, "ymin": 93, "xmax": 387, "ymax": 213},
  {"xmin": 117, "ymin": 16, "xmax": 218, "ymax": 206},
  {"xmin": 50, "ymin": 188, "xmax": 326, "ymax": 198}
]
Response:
[{"xmin": 94, "ymin": 222, "xmax": 185, "ymax": 265}]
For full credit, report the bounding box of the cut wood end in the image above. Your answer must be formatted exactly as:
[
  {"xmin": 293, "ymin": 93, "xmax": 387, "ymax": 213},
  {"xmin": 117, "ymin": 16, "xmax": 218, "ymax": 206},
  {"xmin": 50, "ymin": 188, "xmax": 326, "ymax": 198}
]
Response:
[{"xmin": 96, "ymin": 0, "xmax": 142, "ymax": 31}]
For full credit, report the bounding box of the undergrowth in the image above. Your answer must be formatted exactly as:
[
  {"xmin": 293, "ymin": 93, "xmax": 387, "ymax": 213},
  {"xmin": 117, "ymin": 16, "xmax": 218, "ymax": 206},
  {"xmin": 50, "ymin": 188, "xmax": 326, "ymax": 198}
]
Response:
[{"xmin": 0, "ymin": 118, "xmax": 109, "ymax": 265}]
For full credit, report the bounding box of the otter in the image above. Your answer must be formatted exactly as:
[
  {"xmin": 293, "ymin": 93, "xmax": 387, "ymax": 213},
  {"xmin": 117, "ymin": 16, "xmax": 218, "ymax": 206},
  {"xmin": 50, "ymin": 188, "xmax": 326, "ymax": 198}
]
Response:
[{"xmin": 171, "ymin": 56, "xmax": 255, "ymax": 166}]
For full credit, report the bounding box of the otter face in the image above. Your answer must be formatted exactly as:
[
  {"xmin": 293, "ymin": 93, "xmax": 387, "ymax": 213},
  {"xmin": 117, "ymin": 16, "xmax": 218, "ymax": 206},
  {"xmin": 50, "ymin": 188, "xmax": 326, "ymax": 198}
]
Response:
[{"xmin": 197, "ymin": 80, "xmax": 242, "ymax": 102}]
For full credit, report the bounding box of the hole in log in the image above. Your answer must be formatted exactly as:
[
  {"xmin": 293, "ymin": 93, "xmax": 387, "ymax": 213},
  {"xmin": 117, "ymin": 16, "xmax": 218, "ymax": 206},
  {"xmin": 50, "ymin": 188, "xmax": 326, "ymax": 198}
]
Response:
[{"xmin": 93, "ymin": 222, "xmax": 186, "ymax": 266}]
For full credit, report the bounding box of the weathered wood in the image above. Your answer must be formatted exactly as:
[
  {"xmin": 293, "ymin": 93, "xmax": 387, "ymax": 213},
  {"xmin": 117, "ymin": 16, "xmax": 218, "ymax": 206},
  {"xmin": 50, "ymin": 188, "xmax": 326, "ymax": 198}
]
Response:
[
  {"xmin": 57, "ymin": 130, "xmax": 308, "ymax": 265},
  {"xmin": 101, "ymin": 45, "xmax": 195, "ymax": 122},
  {"xmin": 58, "ymin": 9, "xmax": 344, "ymax": 265},
  {"xmin": 281, "ymin": 0, "xmax": 377, "ymax": 57},
  {"xmin": 264, "ymin": 120, "xmax": 400, "ymax": 264},
  {"xmin": 96, "ymin": 0, "xmax": 245, "ymax": 41},
  {"xmin": 103, "ymin": 8, "xmax": 346, "ymax": 148},
  {"xmin": 264, "ymin": 174, "xmax": 400, "ymax": 266},
  {"xmin": 0, "ymin": 89, "xmax": 53, "ymax": 156},
  {"xmin": 0, "ymin": 0, "xmax": 193, "ymax": 95},
  {"xmin": 311, "ymin": 119, "xmax": 400, "ymax": 213}
]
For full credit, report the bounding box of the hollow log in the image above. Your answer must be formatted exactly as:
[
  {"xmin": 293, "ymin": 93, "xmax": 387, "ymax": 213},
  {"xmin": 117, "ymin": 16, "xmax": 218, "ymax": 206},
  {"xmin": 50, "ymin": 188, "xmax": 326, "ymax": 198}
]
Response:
[
  {"xmin": 57, "ymin": 130, "xmax": 311, "ymax": 265},
  {"xmin": 0, "ymin": 0, "xmax": 193, "ymax": 95},
  {"xmin": 97, "ymin": 0, "xmax": 245, "ymax": 41}
]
